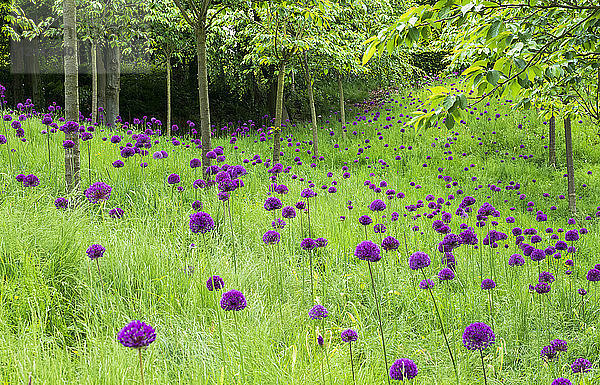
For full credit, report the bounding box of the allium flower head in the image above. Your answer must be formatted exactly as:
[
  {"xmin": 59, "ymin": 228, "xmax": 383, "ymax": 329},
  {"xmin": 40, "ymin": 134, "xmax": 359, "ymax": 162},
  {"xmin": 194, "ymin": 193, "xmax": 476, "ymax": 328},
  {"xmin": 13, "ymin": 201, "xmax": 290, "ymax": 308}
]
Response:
[
  {"xmin": 564, "ymin": 229, "xmax": 579, "ymax": 242},
  {"xmin": 117, "ymin": 320, "xmax": 156, "ymax": 349},
  {"xmin": 359, "ymin": 215, "xmax": 372, "ymax": 226},
  {"xmin": 571, "ymin": 358, "xmax": 591, "ymax": 373},
  {"xmin": 309, "ymin": 304, "xmax": 328, "ymax": 320},
  {"xmin": 282, "ymin": 206, "xmax": 296, "ymax": 219},
  {"xmin": 535, "ymin": 282, "xmax": 551, "ymax": 294},
  {"xmin": 389, "ymin": 358, "xmax": 418, "ymax": 381},
  {"xmin": 220, "ymin": 289, "xmax": 247, "ymax": 311},
  {"xmin": 263, "ymin": 230, "xmax": 281, "ymax": 245},
  {"xmin": 462, "ymin": 322, "xmax": 495, "ymax": 351},
  {"xmin": 381, "ymin": 236, "xmax": 399, "ymax": 251},
  {"xmin": 167, "ymin": 173, "xmax": 180, "ymax": 185},
  {"xmin": 541, "ymin": 345, "xmax": 558, "ymax": 361},
  {"xmin": 301, "ymin": 188, "xmax": 316, "ymax": 198},
  {"xmin": 438, "ymin": 267, "xmax": 455, "ymax": 281},
  {"xmin": 539, "ymin": 271, "xmax": 555, "ymax": 284},
  {"xmin": 301, "ymin": 238, "xmax": 317, "ymax": 250},
  {"xmin": 508, "ymin": 254, "xmax": 525, "ymax": 266},
  {"xmin": 264, "ymin": 196, "xmax": 283, "ymax": 211},
  {"xmin": 23, "ymin": 174, "xmax": 39, "ymax": 187},
  {"xmin": 109, "ymin": 207, "xmax": 124, "ymax": 219},
  {"xmin": 409, "ymin": 252, "xmax": 430, "ymax": 270},
  {"xmin": 86, "ymin": 244, "xmax": 105, "ymax": 260},
  {"xmin": 189, "ymin": 211, "xmax": 215, "ymax": 234},
  {"xmin": 315, "ymin": 237, "xmax": 328, "ymax": 247},
  {"xmin": 369, "ymin": 199, "xmax": 386, "ymax": 211},
  {"xmin": 341, "ymin": 329, "xmax": 358, "ymax": 342},
  {"xmin": 551, "ymin": 339, "xmax": 568, "ymax": 352},
  {"xmin": 586, "ymin": 268, "xmax": 600, "ymax": 282},
  {"xmin": 85, "ymin": 182, "xmax": 112, "ymax": 204},
  {"xmin": 354, "ymin": 240, "xmax": 381, "ymax": 262},
  {"xmin": 419, "ymin": 279, "xmax": 435, "ymax": 289},
  {"xmin": 54, "ymin": 197, "xmax": 69, "ymax": 209},
  {"xmin": 551, "ymin": 379, "xmax": 572, "ymax": 385},
  {"xmin": 206, "ymin": 275, "xmax": 225, "ymax": 291}
]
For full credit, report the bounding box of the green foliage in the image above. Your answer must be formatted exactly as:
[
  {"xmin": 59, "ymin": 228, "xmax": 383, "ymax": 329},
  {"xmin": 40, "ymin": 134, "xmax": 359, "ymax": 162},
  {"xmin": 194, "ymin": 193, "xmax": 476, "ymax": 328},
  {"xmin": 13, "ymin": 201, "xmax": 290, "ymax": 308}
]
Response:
[{"xmin": 409, "ymin": 49, "xmax": 450, "ymax": 76}]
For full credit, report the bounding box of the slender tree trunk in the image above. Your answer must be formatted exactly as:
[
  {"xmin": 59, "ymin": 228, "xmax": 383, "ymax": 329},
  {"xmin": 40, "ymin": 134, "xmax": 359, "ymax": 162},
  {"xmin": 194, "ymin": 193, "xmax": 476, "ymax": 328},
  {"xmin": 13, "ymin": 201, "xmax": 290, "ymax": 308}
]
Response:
[
  {"xmin": 564, "ymin": 116, "xmax": 576, "ymax": 214},
  {"xmin": 302, "ymin": 53, "xmax": 318, "ymax": 156},
  {"xmin": 166, "ymin": 54, "xmax": 172, "ymax": 137},
  {"xmin": 97, "ymin": 44, "xmax": 106, "ymax": 116},
  {"xmin": 105, "ymin": 44, "xmax": 120, "ymax": 127},
  {"xmin": 548, "ymin": 114, "xmax": 556, "ymax": 167},
  {"xmin": 63, "ymin": 0, "xmax": 80, "ymax": 193},
  {"xmin": 196, "ymin": 26, "xmax": 212, "ymax": 176},
  {"xmin": 91, "ymin": 38, "xmax": 98, "ymax": 124},
  {"xmin": 273, "ymin": 60, "xmax": 285, "ymax": 163},
  {"xmin": 338, "ymin": 73, "xmax": 346, "ymax": 140}
]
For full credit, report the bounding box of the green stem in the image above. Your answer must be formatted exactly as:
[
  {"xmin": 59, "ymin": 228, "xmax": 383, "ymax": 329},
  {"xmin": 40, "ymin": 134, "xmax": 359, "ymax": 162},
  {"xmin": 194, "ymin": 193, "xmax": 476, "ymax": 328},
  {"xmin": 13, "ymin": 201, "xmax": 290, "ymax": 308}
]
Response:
[
  {"xmin": 368, "ymin": 261, "xmax": 390, "ymax": 385},
  {"xmin": 138, "ymin": 348, "xmax": 145, "ymax": 385}
]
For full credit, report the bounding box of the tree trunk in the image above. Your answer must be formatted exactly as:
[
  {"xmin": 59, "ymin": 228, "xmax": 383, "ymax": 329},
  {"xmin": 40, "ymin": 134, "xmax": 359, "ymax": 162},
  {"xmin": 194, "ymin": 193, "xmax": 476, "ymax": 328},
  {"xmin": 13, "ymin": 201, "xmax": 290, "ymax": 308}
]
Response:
[
  {"xmin": 548, "ymin": 114, "xmax": 556, "ymax": 167},
  {"xmin": 272, "ymin": 61, "xmax": 285, "ymax": 163},
  {"xmin": 97, "ymin": 43, "xmax": 106, "ymax": 118},
  {"xmin": 196, "ymin": 26, "xmax": 212, "ymax": 176},
  {"xmin": 166, "ymin": 54, "xmax": 172, "ymax": 137},
  {"xmin": 564, "ymin": 116, "xmax": 576, "ymax": 214},
  {"xmin": 91, "ymin": 38, "xmax": 98, "ymax": 124},
  {"xmin": 338, "ymin": 74, "xmax": 346, "ymax": 139},
  {"xmin": 63, "ymin": 0, "xmax": 80, "ymax": 194},
  {"xmin": 302, "ymin": 53, "xmax": 318, "ymax": 156},
  {"xmin": 105, "ymin": 44, "xmax": 120, "ymax": 127}
]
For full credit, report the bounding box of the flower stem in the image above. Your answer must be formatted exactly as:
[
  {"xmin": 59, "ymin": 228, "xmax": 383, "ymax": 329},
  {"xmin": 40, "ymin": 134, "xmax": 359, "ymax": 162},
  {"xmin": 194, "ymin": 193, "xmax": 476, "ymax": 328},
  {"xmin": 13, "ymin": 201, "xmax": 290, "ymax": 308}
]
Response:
[
  {"xmin": 421, "ymin": 269, "xmax": 458, "ymax": 383},
  {"xmin": 138, "ymin": 348, "xmax": 145, "ymax": 385},
  {"xmin": 349, "ymin": 342, "xmax": 356, "ymax": 385},
  {"xmin": 480, "ymin": 349, "xmax": 487, "ymax": 385},
  {"xmin": 233, "ymin": 311, "xmax": 245, "ymax": 383},
  {"xmin": 368, "ymin": 261, "xmax": 390, "ymax": 385}
]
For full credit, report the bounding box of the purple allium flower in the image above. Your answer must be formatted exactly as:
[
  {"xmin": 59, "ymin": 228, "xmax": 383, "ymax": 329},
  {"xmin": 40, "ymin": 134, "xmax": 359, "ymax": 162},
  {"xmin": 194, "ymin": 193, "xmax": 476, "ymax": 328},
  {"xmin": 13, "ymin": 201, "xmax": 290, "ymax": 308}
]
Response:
[
  {"xmin": 309, "ymin": 304, "xmax": 328, "ymax": 320},
  {"xmin": 459, "ymin": 227, "xmax": 478, "ymax": 245},
  {"xmin": 586, "ymin": 268, "xmax": 600, "ymax": 282},
  {"xmin": 263, "ymin": 230, "xmax": 281, "ymax": 245},
  {"xmin": 571, "ymin": 358, "xmax": 591, "ymax": 373},
  {"xmin": 530, "ymin": 248, "xmax": 546, "ymax": 262},
  {"xmin": 85, "ymin": 182, "xmax": 112, "ymax": 203},
  {"xmin": 117, "ymin": 320, "xmax": 156, "ymax": 349},
  {"xmin": 86, "ymin": 244, "xmax": 105, "ymax": 260},
  {"xmin": 220, "ymin": 289, "xmax": 247, "ymax": 311},
  {"xmin": 381, "ymin": 236, "xmax": 399, "ymax": 251},
  {"xmin": 23, "ymin": 174, "xmax": 39, "ymax": 187},
  {"xmin": 301, "ymin": 188, "xmax": 316, "ymax": 198},
  {"xmin": 54, "ymin": 197, "xmax": 69, "ymax": 209},
  {"xmin": 189, "ymin": 211, "xmax": 215, "ymax": 234},
  {"xmin": 109, "ymin": 207, "xmax": 124, "ymax": 219},
  {"xmin": 565, "ymin": 230, "xmax": 579, "ymax": 242},
  {"xmin": 508, "ymin": 254, "xmax": 525, "ymax": 266},
  {"xmin": 341, "ymin": 329, "xmax": 358, "ymax": 342},
  {"xmin": 409, "ymin": 252, "xmax": 431, "ymax": 270},
  {"xmin": 315, "ymin": 237, "xmax": 328, "ymax": 247},
  {"xmin": 301, "ymin": 238, "xmax": 317, "ymax": 250},
  {"xmin": 112, "ymin": 160, "xmax": 125, "ymax": 168},
  {"xmin": 369, "ymin": 199, "xmax": 386, "ymax": 211},
  {"xmin": 481, "ymin": 279, "xmax": 496, "ymax": 290},
  {"xmin": 551, "ymin": 339, "xmax": 568, "ymax": 352},
  {"xmin": 389, "ymin": 358, "xmax": 418, "ymax": 381},
  {"xmin": 63, "ymin": 140, "xmax": 75, "ymax": 149},
  {"xmin": 193, "ymin": 179, "xmax": 207, "ymax": 189},
  {"xmin": 167, "ymin": 173, "xmax": 180, "ymax": 185},
  {"xmin": 555, "ymin": 241, "xmax": 568, "ymax": 250},
  {"xmin": 551, "ymin": 379, "xmax": 572, "ymax": 385},
  {"xmin": 317, "ymin": 335, "xmax": 324, "ymax": 346},
  {"xmin": 264, "ymin": 196, "xmax": 283, "ymax": 211},
  {"xmin": 438, "ymin": 233, "xmax": 462, "ymax": 252},
  {"xmin": 295, "ymin": 201, "xmax": 306, "ymax": 210},
  {"xmin": 541, "ymin": 345, "xmax": 558, "ymax": 362},
  {"xmin": 438, "ymin": 267, "xmax": 455, "ymax": 281},
  {"xmin": 190, "ymin": 158, "xmax": 201, "ymax": 168},
  {"xmin": 282, "ymin": 206, "xmax": 296, "ymax": 219},
  {"xmin": 272, "ymin": 218, "xmax": 286, "ymax": 229},
  {"xmin": 534, "ymin": 282, "xmax": 551, "ymax": 294},
  {"xmin": 206, "ymin": 275, "xmax": 225, "ymax": 291},
  {"xmin": 359, "ymin": 215, "xmax": 373, "ymax": 226},
  {"xmin": 463, "ymin": 322, "xmax": 495, "ymax": 351},
  {"xmin": 579, "ymin": 288, "xmax": 587, "ymax": 296},
  {"xmin": 374, "ymin": 223, "xmax": 387, "ymax": 233},
  {"xmin": 539, "ymin": 271, "xmax": 555, "ymax": 284},
  {"xmin": 192, "ymin": 200, "xmax": 203, "ymax": 211},
  {"xmin": 354, "ymin": 240, "xmax": 381, "ymax": 262},
  {"xmin": 419, "ymin": 278, "xmax": 435, "ymax": 289}
]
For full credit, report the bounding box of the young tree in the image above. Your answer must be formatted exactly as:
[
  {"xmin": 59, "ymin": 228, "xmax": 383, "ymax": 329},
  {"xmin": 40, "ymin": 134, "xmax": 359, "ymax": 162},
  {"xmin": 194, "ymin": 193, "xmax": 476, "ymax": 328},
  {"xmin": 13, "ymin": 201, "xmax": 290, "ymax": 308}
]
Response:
[
  {"xmin": 63, "ymin": 0, "xmax": 80, "ymax": 193},
  {"xmin": 364, "ymin": 0, "xmax": 600, "ymax": 214}
]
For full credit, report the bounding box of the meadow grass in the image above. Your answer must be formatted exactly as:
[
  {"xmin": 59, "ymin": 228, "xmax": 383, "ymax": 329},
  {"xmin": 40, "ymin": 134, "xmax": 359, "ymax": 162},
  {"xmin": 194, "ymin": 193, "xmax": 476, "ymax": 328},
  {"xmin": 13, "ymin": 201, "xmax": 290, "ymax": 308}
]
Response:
[{"xmin": 0, "ymin": 80, "xmax": 599, "ymax": 384}]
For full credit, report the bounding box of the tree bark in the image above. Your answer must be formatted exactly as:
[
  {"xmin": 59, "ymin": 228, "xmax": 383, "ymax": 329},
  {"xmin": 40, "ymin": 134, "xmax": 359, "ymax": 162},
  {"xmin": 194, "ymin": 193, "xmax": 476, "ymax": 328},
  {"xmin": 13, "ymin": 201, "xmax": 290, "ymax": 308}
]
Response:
[
  {"xmin": 91, "ymin": 38, "xmax": 98, "ymax": 124},
  {"xmin": 272, "ymin": 61, "xmax": 285, "ymax": 163},
  {"xmin": 166, "ymin": 53, "xmax": 172, "ymax": 137},
  {"xmin": 97, "ymin": 43, "xmax": 106, "ymax": 118},
  {"xmin": 302, "ymin": 53, "xmax": 318, "ymax": 156},
  {"xmin": 338, "ymin": 73, "xmax": 346, "ymax": 140},
  {"xmin": 564, "ymin": 116, "xmax": 576, "ymax": 214},
  {"xmin": 196, "ymin": 25, "xmax": 212, "ymax": 176},
  {"xmin": 63, "ymin": 0, "xmax": 80, "ymax": 194},
  {"xmin": 105, "ymin": 43, "xmax": 120, "ymax": 127},
  {"xmin": 548, "ymin": 114, "xmax": 556, "ymax": 167}
]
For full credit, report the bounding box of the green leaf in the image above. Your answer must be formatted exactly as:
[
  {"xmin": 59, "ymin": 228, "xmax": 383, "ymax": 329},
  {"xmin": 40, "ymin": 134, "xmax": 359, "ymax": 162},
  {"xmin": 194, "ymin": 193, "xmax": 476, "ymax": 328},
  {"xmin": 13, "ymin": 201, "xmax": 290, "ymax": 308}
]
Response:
[
  {"xmin": 444, "ymin": 113, "xmax": 455, "ymax": 130},
  {"xmin": 362, "ymin": 43, "xmax": 377, "ymax": 65},
  {"xmin": 486, "ymin": 69, "xmax": 500, "ymax": 86},
  {"xmin": 486, "ymin": 20, "xmax": 501, "ymax": 40}
]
